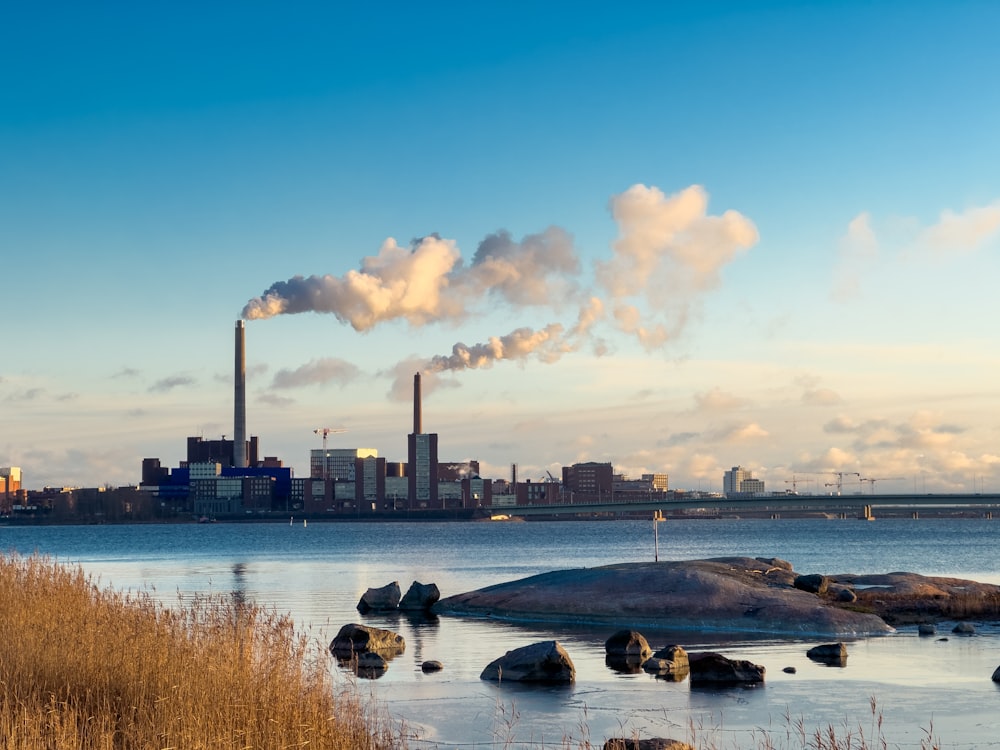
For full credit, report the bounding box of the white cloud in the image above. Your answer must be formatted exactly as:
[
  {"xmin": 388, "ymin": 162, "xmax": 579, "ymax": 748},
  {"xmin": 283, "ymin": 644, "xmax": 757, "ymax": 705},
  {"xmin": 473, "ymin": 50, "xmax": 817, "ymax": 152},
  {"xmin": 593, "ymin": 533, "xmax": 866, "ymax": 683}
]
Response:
[
  {"xmin": 831, "ymin": 211, "xmax": 879, "ymax": 301},
  {"xmin": 271, "ymin": 359, "xmax": 360, "ymax": 389},
  {"xmin": 921, "ymin": 201, "xmax": 1000, "ymax": 253},
  {"xmin": 693, "ymin": 387, "xmax": 749, "ymax": 412}
]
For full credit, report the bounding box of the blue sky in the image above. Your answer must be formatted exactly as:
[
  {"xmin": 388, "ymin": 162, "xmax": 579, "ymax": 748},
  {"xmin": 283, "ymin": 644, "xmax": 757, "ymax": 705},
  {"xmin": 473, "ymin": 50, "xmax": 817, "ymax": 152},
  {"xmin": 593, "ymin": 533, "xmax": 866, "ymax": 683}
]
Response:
[{"xmin": 3, "ymin": 1, "xmax": 1000, "ymax": 493}]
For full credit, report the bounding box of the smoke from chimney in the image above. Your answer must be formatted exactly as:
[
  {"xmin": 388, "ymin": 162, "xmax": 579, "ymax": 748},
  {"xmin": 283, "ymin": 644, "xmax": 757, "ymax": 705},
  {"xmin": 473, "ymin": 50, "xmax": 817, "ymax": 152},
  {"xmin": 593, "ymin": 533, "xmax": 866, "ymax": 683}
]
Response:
[
  {"xmin": 240, "ymin": 184, "xmax": 758, "ymax": 396},
  {"xmin": 234, "ymin": 320, "xmax": 247, "ymax": 468}
]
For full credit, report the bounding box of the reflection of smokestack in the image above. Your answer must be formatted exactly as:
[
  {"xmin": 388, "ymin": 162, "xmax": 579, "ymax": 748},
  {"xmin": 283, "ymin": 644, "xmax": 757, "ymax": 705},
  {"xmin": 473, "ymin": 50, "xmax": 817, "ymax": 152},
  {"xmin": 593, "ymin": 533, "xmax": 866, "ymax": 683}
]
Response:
[
  {"xmin": 234, "ymin": 320, "xmax": 247, "ymax": 468},
  {"xmin": 413, "ymin": 372, "xmax": 422, "ymax": 434}
]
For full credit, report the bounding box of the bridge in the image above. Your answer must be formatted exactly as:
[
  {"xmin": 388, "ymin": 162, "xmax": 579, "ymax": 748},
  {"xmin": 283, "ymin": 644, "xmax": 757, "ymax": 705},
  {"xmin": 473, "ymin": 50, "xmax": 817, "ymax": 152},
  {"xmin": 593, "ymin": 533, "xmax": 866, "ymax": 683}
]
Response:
[{"xmin": 496, "ymin": 493, "xmax": 1000, "ymax": 518}]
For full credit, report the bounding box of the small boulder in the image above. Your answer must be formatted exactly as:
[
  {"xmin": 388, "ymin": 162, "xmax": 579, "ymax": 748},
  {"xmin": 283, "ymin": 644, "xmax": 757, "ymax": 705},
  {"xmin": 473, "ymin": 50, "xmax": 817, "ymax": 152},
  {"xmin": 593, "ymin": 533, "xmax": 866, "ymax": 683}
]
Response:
[
  {"xmin": 952, "ymin": 622, "xmax": 977, "ymax": 635},
  {"xmin": 603, "ymin": 739, "xmax": 694, "ymax": 750},
  {"xmin": 992, "ymin": 665, "xmax": 1000, "ymax": 682},
  {"xmin": 807, "ymin": 642, "xmax": 848, "ymax": 666},
  {"xmin": 794, "ymin": 574, "xmax": 830, "ymax": 595},
  {"xmin": 481, "ymin": 640, "xmax": 576, "ymax": 684},
  {"xmin": 330, "ymin": 623, "xmax": 405, "ymax": 657},
  {"xmin": 421, "ymin": 660, "xmax": 444, "ymax": 672},
  {"xmin": 830, "ymin": 585, "xmax": 857, "ymax": 603},
  {"xmin": 351, "ymin": 651, "xmax": 389, "ymax": 679},
  {"xmin": 918, "ymin": 623, "xmax": 937, "ymax": 636},
  {"xmin": 783, "ymin": 666, "xmax": 797, "ymax": 674},
  {"xmin": 400, "ymin": 581, "xmax": 440, "ymax": 611},
  {"xmin": 651, "ymin": 645, "xmax": 689, "ymax": 671},
  {"xmin": 755, "ymin": 557, "xmax": 793, "ymax": 571},
  {"xmin": 357, "ymin": 581, "xmax": 401, "ymax": 613},
  {"xmin": 689, "ymin": 652, "xmax": 765, "ymax": 686},
  {"xmin": 605, "ymin": 629, "xmax": 653, "ymax": 660}
]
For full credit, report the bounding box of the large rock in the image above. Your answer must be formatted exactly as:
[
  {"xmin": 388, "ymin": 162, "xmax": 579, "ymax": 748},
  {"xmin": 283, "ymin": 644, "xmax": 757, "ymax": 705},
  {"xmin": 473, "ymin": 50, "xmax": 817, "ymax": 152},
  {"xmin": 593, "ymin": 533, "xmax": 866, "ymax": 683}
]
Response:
[
  {"xmin": 992, "ymin": 665, "xmax": 1000, "ymax": 682},
  {"xmin": 794, "ymin": 574, "xmax": 830, "ymax": 595},
  {"xmin": 604, "ymin": 740, "xmax": 693, "ymax": 750},
  {"xmin": 480, "ymin": 640, "xmax": 576, "ymax": 683},
  {"xmin": 357, "ymin": 581, "xmax": 401, "ymax": 613},
  {"xmin": 435, "ymin": 558, "xmax": 893, "ymax": 636},
  {"xmin": 806, "ymin": 642, "xmax": 848, "ymax": 666},
  {"xmin": 605, "ymin": 630, "xmax": 652, "ymax": 659},
  {"xmin": 688, "ymin": 652, "xmax": 765, "ymax": 686},
  {"xmin": 329, "ymin": 623, "xmax": 405, "ymax": 656},
  {"xmin": 399, "ymin": 580, "xmax": 440, "ymax": 611},
  {"xmin": 643, "ymin": 645, "xmax": 689, "ymax": 680}
]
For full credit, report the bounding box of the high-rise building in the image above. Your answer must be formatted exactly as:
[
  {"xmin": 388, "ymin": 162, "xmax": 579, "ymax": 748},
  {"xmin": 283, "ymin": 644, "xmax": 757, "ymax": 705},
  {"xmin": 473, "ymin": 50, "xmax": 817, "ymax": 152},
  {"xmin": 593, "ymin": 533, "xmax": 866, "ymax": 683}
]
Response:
[
  {"xmin": 724, "ymin": 466, "xmax": 764, "ymax": 497},
  {"xmin": 407, "ymin": 372, "xmax": 439, "ymax": 508}
]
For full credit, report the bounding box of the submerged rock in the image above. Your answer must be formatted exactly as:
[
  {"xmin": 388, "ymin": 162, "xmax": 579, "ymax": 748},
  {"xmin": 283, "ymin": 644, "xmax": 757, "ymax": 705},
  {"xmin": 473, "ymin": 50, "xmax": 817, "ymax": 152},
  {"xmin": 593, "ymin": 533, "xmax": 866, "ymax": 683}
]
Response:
[
  {"xmin": 807, "ymin": 642, "xmax": 848, "ymax": 666},
  {"xmin": 689, "ymin": 652, "xmax": 765, "ymax": 686},
  {"xmin": 643, "ymin": 645, "xmax": 689, "ymax": 680},
  {"xmin": 357, "ymin": 581, "xmax": 401, "ymax": 613},
  {"xmin": 400, "ymin": 580, "xmax": 440, "ymax": 611},
  {"xmin": 603, "ymin": 739, "xmax": 694, "ymax": 750},
  {"xmin": 481, "ymin": 640, "xmax": 575, "ymax": 683},
  {"xmin": 329, "ymin": 623, "xmax": 405, "ymax": 657},
  {"xmin": 605, "ymin": 629, "xmax": 652, "ymax": 659}
]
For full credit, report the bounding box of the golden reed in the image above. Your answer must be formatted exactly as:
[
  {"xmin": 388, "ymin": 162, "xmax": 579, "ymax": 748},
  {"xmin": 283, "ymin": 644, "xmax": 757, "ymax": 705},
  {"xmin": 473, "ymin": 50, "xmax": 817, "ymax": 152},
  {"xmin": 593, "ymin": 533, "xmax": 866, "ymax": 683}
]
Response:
[{"xmin": 0, "ymin": 554, "xmax": 400, "ymax": 749}]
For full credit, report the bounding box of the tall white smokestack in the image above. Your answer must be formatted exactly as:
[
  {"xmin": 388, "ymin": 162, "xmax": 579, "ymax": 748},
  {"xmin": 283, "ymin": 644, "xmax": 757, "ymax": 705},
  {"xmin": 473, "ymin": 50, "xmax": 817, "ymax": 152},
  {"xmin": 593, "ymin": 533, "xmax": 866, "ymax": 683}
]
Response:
[
  {"xmin": 234, "ymin": 320, "xmax": 247, "ymax": 468},
  {"xmin": 413, "ymin": 371, "xmax": 422, "ymax": 434}
]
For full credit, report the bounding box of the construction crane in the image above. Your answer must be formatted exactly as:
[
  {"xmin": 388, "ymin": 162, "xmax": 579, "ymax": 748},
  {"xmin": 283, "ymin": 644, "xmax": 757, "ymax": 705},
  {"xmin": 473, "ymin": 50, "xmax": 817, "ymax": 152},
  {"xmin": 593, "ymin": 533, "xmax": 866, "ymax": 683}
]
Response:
[
  {"xmin": 822, "ymin": 471, "xmax": 861, "ymax": 496},
  {"xmin": 860, "ymin": 477, "xmax": 905, "ymax": 494},
  {"xmin": 313, "ymin": 427, "xmax": 347, "ymax": 451},
  {"xmin": 784, "ymin": 475, "xmax": 812, "ymax": 494},
  {"xmin": 313, "ymin": 428, "xmax": 348, "ymax": 483}
]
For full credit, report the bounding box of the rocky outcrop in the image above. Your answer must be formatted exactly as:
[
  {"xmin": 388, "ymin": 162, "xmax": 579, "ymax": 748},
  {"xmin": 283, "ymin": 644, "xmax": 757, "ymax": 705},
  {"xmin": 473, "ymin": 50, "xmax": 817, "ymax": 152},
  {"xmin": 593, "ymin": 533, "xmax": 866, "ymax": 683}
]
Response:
[
  {"xmin": 806, "ymin": 642, "xmax": 848, "ymax": 666},
  {"xmin": 688, "ymin": 652, "xmax": 765, "ymax": 686},
  {"xmin": 603, "ymin": 739, "xmax": 694, "ymax": 750},
  {"xmin": 329, "ymin": 623, "xmax": 405, "ymax": 657},
  {"xmin": 829, "ymin": 572, "xmax": 1000, "ymax": 625},
  {"xmin": 400, "ymin": 581, "xmax": 440, "ymax": 611},
  {"xmin": 435, "ymin": 558, "xmax": 893, "ymax": 636},
  {"xmin": 480, "ymin": 640, "xmax": 576, "ymax": 683},
  {"xmin": 357, "ymin": 581, "xmax": 401, "ymax": 613}
]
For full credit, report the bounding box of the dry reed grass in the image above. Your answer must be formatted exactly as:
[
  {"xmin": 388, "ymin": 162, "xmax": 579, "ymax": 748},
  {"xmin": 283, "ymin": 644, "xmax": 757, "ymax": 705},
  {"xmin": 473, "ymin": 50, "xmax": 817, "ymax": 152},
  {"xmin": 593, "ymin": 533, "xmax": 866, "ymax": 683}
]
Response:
[{"xmin": 0, "ymin": 553, "xmax": 401, "ymax": 750}]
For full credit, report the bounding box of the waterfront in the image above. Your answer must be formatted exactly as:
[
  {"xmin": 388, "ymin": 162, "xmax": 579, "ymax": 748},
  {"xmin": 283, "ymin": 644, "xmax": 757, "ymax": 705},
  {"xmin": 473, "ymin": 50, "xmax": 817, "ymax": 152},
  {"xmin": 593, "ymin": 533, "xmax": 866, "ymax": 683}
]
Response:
[{"xmin": 4, "ymin": 518, "xmax": 1000, "ymax": 748}]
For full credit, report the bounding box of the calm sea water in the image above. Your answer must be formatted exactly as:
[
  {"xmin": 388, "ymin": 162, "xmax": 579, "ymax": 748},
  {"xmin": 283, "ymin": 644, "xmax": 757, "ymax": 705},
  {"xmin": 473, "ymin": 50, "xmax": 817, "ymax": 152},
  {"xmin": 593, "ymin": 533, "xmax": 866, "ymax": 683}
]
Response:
[{"xmin": 4, "ymin": 517, "xmax": 1000, "ymax": 749}]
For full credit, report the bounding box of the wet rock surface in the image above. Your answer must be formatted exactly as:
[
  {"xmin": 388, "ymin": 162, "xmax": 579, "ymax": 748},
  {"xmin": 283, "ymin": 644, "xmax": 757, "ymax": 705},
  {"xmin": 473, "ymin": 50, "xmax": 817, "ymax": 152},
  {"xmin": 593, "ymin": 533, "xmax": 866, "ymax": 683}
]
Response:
[
  {"xmin": 436, "ymin": 558, "xmax": 1000, "ymax": 633},
  {"xmin": 436, "ymin": 558, "xmax": 894, "ymax": 635}
]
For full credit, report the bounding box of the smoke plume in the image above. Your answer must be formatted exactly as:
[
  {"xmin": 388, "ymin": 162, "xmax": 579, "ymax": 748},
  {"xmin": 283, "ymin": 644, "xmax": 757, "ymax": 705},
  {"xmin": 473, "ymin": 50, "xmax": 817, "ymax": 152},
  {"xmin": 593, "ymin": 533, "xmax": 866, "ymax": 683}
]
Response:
[{"xmin": 243, "ymin": 183, "xmax": 757, "ymax": 395}]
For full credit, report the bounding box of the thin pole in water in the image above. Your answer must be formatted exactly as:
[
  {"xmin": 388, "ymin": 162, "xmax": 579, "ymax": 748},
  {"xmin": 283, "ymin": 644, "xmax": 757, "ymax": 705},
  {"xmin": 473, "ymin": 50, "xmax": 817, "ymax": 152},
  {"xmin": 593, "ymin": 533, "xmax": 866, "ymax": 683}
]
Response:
[{"xmin": 653, "ymin": 510, "xmax": 664, "ymax": 561}]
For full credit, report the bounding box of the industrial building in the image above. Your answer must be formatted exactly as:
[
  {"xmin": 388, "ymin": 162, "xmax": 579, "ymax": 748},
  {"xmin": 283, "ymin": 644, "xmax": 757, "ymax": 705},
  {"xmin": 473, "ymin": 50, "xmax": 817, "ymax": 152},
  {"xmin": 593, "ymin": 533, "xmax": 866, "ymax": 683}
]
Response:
[{"xmin": 135, "ymin": 322, "xmax": 493, "ymax": 517}]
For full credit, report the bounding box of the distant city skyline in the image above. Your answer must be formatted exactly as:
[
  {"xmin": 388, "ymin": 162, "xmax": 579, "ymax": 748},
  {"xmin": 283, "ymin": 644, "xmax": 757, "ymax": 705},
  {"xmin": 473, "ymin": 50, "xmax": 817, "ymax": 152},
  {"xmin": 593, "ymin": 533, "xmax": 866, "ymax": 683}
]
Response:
[{"xmin": 3, "ymin": 2, "xmax": 999, "ymax": 492}]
